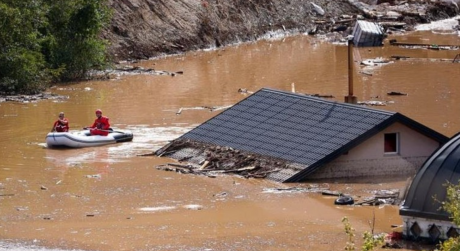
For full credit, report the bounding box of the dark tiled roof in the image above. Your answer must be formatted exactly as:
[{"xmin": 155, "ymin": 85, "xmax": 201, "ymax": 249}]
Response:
[
  {"xmin": 177, "ymin": 88, "xmax": 448, "ymax": 182},
  {"xmin": 400, "ymin": 132, "xmax": 460, "ymax": 221}
]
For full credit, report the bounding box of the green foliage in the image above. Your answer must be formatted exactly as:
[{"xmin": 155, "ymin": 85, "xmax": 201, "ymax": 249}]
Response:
[
  {"xmin": 0, "ymin": 0, "xmax": 111, "ymax": 94},
  {"xmin": 342, "ymin": 217, "xmax": 384, "ymax": 251},
  {"xmin": 0, "ymin": 47, "xmax": 50, "ymax": 94},
  {"xmin": 444, "ymin": 183, "xmax": 460, "ymax": 226},
  {"xmin": 44, "ymin": 0, "xmax": 112, "ymax": 81},
  {"xmin": 435, "ymin": 182, "xmax": 460, "ymax": 251},
  {"xmin": 437, "ymin": 237, "xmax": 460, "ymax": 251},
  {"xmin": 362, "ymin": 231, "xmax": 384, "ymax": 251},
  {"xmin": 343, "ymin": 217, "xmax": 356, "ymax": 251},
  {"xmin": 0, "ymin": 1, "xmax": 49, "ymax": 94}
]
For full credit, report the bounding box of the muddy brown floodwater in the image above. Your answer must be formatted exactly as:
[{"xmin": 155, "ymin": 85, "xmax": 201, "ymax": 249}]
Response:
[{"xmin": 1, "ymin": 27, "xmax": 460, "ymax": 251}]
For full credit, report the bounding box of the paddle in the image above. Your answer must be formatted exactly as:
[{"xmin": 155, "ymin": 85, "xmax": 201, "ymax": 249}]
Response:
[
  {"xmin": 83, "ymin": 127, "xmax": 126, "ymax": 134},
  {"xmin": 100, "ymin": 129, "xmax": 126, "ymax": 134}
]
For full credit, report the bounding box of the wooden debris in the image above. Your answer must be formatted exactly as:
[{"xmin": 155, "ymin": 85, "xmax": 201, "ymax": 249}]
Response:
[
  {"xmin": 154, "ymin": 139, "xmax": 288, "ymax": 179},
  {"xmin": 167, "ymin": 163, "xmax": 193, "ymax": 168},
  {"xmin": 159, "ymin": 150, "xmax": 177, "ymax": 157},
  {"xmin": 387, "ymin": 91, "xmax": 407, "ymax": 96},
  {"xmin": 209, "ymin": 166, "xmax": 257, "ymax": 173},
  {"xmin": 391, "ymin": 55, "xmax": 410, "ymax": 60},
  {"xmin": 321, "ymin": 190, "xmax": 342, "ymax": 196},
  {"xmin": 379, "ymin": 22, "xmax": 406, "ymax": 29},
  {"xmin": 178, "ymin": 156, "xmax": 192, "ymax": 162},
  {"xmin": 199, "ymin": 160, "xmax": 210, "ymax": 170},
  {"xmin": 309, "ymin": 94, "xmax": 335, "ymax": 98},
  {"xmin": 389, "ymin": 40, "xmax": 460, "ymax": 50},
  {"xmin": 245, "ymin": 169, "xmax": 280, "ymax": 178},
  {"xmin": 137, "ymin": 152, "xmax": 157, "ymax": 157},
  {"xmin": 238, "ymin": 88, "xmax": 254, "ymax": 94}
]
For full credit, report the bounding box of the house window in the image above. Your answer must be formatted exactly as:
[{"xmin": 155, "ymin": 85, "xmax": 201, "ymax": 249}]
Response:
[{"xmin": 384, "ymin": 133, "xmax": 399, "ymax": 153}]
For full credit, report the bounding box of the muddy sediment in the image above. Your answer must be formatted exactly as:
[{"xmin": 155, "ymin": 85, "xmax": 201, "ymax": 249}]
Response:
[{"xmin": 104, "ymin": 0, "xmax": 460, "ymax": 61}]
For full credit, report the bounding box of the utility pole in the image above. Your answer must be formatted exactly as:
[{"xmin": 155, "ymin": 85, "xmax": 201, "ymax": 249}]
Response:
[{"xmin": 345, "ymin": 36, "xmax": 357, "ymax": 104}]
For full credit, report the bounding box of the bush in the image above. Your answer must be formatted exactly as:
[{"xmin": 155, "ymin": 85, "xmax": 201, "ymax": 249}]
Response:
[
  {"xmin": 435, "ymin": 182, "xmax": 460, "ymax": 251},
  {"xmin": 342, "ymin": 216, "xmax": 384, "ymax": 251}
]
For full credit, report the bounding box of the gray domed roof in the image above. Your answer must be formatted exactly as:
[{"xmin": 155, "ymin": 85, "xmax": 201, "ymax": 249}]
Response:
[{"xmin": 400, "ymin": 132, "xmax": 460, "ymax": 221}]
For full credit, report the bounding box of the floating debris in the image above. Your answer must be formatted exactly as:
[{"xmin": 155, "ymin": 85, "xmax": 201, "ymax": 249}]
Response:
[
  {"xmin": 183, "ymin": 204, "xmax": 203, "ymax": 210},
  {"xmin": 361, "ymin": 58, "xmax": 393, "ymax": 67},
  {"xmin": 391, "ymin": 55, "xmax": 410, "ymax": 60},
  {"xmin": 86, "ymin": 174, "xmax": 102, "ymax": 179},
  {"xmin": 354, "ymin": 189, "xmax": 400, "ymax": 206},
  {"xmin": 0, "ymin": 93, "xmax": 69, "ymax": 103},
  {"xmin": 106, "ymin": 65, "xmax": 184, "ymax": 77},
  {"xmin": 307, "ymin": 94, "xmax": 335, "ymax": 98},
  {"xmin": 238, "ymin": 88, "xmax": 254, "ymax": 94},
  {"xmin": 263, "ymin": 185, "xmax": 329, "ymax": 194},
  {"xmin": 357, "ymin": 100, "xmax": 387, "ymax": 106},
  {"xmin": 387, "ymin": 91, "xmax": 407, "ymax": 96},
  {"xmin": 138, "ymin": 206, "xmax": 176, "ymax": 212},
  {"xmin": 334, "ymin": 195, "xmax": 355, "ymax": 205},
  {"xmin": 389, "ymin": 39, "xmax": 460, "ymax": 50},
  {"xmin": 352, "ymin": 20, "xmax": 385, "ymax": 47},
  {"xmin": 172, "ymin": 105, "xmax": 232, "ymax": 115}
]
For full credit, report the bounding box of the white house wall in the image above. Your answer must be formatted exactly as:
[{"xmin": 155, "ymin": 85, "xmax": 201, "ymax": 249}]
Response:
[{"xmin": 308, "ymin": 122, "xmax": 441, "ymax": 179}]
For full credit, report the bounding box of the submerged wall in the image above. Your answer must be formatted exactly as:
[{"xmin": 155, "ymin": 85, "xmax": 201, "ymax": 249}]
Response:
[{"xmin": 307, "ymin": 122, "xmax": 441, "ymax": 179}]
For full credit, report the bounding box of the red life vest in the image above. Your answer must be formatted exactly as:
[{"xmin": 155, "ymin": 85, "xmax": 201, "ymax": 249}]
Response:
[
  {"xmin": 53, "ymin": 118, "xmax": 69, "ymax": 132},
  {"xmin": 89, "ymin": 116, "xmax": 110, "ymax": 136}
]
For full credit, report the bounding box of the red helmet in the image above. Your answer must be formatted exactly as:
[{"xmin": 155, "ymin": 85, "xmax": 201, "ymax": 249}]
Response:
[{"xmin": 95, "ymin": 109, "xmax": 102, "ymax": 114}]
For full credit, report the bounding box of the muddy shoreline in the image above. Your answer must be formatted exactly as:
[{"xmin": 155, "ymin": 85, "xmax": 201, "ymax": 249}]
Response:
[{"xmin": 104, "ymin": 0, "xmax": 459, "ymax": 61}]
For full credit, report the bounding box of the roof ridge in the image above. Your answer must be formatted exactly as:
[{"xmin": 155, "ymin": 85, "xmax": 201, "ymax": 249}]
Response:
[{"xmin": 260, "ymin": 88, "xmax": 397, "ymax": 116}]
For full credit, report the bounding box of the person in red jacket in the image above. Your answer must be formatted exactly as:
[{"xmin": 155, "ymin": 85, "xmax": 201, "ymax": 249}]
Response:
[
  {"xmin": 51, "ymin": 112, "xmax": 69, "ymax": 132},
  {"xmin": 85, "ymin": 109, "xmax": 110, "ymax": 136}
]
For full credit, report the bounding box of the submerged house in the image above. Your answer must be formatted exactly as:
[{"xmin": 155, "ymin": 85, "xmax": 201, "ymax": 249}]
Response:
[
  {"xmin": 156, "ymin": 88, "xmax": 448, "ymax": 182},
  {"xmin": 400, "ymin": 132, "xmax": 460, "ymax": 242}
]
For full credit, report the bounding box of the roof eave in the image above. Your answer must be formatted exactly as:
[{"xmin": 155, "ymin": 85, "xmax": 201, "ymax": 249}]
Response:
[
  {"xmin": 284, "ymin": 114, "xmax": 448, "ymax": 182},
  {"xmin": 284, "ymin": 120, "xmax": 394, "ymax": 182}
]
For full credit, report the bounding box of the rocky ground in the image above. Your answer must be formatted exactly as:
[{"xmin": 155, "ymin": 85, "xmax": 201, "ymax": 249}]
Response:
[{"xmin": 103, "ymin": 0, "xmax": 460, "ymax": 62}]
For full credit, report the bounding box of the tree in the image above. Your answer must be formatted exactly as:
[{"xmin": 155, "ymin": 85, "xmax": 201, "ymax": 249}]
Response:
[
  {"xmin": 0, "ymin": 0, "xmax": 50, "ymax": 94},
  {"xmin": 44, "ymin": 0, "xmax": 112, "ymax": 81},
  {"xmin": 0, "ymin": 0, "xmax": 111, "ymax": 94}
]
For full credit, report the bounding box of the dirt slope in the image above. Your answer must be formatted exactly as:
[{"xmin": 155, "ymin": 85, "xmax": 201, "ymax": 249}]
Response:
[{"xmin": 103, "ymin": 0, "xmax": 459, "ymax": 61}]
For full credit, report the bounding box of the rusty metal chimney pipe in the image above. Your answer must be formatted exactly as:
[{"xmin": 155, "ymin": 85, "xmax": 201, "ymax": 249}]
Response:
[
  {"xmin": 348, "ymin": 39, "xmax": 354, "ymax": 96},
  {"xmin": 345, "ymin": 36, "xmax": 357, "ymax": 104}
]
